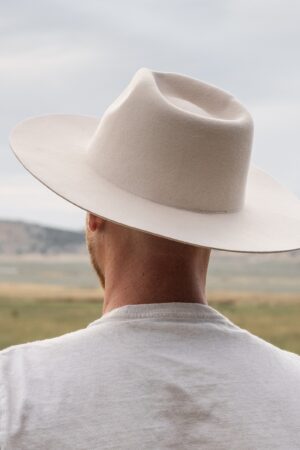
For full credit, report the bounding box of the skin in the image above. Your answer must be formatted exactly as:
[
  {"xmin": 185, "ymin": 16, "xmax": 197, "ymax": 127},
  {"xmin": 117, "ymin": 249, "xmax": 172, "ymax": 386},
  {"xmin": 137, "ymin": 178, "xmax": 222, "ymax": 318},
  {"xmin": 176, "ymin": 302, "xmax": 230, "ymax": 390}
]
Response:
[{"xmin": 86, "ymin": 212, "xmax": 211, "ymax": 315}]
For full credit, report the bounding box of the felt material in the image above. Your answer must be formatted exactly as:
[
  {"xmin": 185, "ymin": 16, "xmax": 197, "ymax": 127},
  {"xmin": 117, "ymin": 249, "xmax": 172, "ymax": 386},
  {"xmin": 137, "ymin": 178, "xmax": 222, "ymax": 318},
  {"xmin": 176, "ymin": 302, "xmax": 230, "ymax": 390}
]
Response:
[
  {"xmin": 1, "ymin": 302, "xmax": 300, "ymax": 449},
  {"xmin": 9, "ymin": 67, "xmax": 300, "ymax": 252},
  {"xmin": 87, "ymin": 69, "xmax": 253, "ymax": 213}
]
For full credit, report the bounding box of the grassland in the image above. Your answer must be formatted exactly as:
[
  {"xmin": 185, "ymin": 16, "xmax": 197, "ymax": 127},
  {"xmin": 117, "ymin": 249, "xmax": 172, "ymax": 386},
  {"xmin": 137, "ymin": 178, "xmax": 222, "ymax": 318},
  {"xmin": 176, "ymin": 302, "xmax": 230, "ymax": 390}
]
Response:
[
  {"xmin": 1, "ymin": 290, "xmax": 299, "ymax": 354},
  {"xmin": 0, "ymin": 252, "xmax": 299, "ymax": 354}
]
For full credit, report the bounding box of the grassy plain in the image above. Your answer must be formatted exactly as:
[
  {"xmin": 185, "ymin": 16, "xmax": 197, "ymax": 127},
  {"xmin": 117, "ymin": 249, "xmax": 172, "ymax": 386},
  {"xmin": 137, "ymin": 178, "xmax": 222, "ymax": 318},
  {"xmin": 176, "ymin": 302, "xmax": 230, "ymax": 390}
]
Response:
[{"xmin": 0, "ymin": 252, "xmax": 299, "ymax": 354}]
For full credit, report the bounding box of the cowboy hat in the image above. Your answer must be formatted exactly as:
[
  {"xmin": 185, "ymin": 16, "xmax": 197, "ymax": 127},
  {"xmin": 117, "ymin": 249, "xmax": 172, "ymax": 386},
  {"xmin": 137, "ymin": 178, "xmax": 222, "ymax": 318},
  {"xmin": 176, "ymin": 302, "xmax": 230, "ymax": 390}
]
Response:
[{"xmin": 9, "ymin": 67, "xmax": 300, "ymax": 253}]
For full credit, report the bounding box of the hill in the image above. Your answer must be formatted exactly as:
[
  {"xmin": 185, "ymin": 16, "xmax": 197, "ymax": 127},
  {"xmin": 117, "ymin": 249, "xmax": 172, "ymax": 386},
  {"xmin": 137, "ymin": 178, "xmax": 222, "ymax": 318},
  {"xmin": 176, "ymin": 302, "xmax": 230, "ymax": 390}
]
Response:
[
  {"xmin": 0, "ymin": 220, "xmax": 86, "ymax": 255},
  {"xmin": 0, "ymin": 219, "xmax": 299, "ymax": 260}
]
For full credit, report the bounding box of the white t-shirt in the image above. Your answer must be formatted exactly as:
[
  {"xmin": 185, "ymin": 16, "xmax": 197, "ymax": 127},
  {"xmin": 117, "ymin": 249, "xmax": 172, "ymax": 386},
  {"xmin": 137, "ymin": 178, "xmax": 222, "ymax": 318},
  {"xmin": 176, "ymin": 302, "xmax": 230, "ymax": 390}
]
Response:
[{"xmin": 0, "ymin": 301, "xmax": 299, "ymax": 450}]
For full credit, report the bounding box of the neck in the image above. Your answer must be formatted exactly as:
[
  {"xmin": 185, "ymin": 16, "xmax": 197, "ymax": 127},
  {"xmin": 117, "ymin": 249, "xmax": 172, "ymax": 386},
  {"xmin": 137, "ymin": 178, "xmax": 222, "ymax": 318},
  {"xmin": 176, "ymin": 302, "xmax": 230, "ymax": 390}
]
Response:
[{"xmin": 101, "ymin": 247, "xmax": 211, "ymax": 315}]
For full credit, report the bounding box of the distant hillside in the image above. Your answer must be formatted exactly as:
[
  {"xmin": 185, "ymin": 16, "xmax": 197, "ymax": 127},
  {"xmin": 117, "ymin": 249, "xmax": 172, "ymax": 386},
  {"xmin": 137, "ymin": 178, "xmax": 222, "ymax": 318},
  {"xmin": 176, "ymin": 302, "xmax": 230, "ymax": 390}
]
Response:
[
  {"xmin": 0, "ymin": 220, "xmax": 86, "ymax": 255},
  {"xmin": 0, "ymin": 219, "xmax": 299, "ymax": 259}
]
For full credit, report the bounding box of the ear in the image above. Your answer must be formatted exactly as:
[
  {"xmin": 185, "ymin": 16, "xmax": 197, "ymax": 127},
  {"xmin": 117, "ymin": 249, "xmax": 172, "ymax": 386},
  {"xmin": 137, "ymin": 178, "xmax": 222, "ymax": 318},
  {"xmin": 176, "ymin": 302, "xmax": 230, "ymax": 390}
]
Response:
[{"xmin": 86, "ymin": 213, "xmax": 105, "ymax": 232}]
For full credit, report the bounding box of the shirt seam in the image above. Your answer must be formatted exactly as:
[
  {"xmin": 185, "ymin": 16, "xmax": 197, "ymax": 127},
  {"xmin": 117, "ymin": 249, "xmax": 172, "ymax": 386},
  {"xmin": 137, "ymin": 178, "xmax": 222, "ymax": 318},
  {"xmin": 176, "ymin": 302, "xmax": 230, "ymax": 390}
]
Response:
[{"xmin": 89, "ymin": 313, "xmax": 233, "ymax": 326}]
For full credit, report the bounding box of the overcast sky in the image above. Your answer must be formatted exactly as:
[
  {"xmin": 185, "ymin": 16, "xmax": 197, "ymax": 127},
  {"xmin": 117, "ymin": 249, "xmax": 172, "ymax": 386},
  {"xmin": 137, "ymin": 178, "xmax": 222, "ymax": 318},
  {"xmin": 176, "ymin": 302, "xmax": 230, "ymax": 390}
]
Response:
[{"xmin": 1, "ymin": 0, "xmax": 300, "ymax": 230}]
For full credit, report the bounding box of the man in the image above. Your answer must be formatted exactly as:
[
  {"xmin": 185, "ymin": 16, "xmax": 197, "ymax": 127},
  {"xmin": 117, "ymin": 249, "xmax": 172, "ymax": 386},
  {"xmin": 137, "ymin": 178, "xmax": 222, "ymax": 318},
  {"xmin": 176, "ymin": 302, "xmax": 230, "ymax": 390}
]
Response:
[{"xmin": 1, "ymin": 67, "xmax": 300, "ymax": 449}]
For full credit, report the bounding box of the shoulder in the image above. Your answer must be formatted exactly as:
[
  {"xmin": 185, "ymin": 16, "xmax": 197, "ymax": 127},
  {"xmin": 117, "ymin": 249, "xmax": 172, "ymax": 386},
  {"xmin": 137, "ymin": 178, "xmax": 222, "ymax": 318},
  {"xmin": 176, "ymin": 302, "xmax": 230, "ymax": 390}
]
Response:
[
  {"xmin": 0, "ymin": 324, "xmax": 97, "ymax": 356},
  {"xmin": 0, "ymin": 326, "xmax": 96, "ymax": 378},
  {"xmin": 0, "ymin": 322, "xmax": 112, "ymax": 381},
  {"xmin": 239, "ymin": 327, "xmax": 300, "ymax": 372},
  {"xmin": 0, "ymin": 327, "xmax": 97, "ymax": 447},
  {"xmin": 0, "ymin": 328, "xmax": 94, "ymax": 426}
]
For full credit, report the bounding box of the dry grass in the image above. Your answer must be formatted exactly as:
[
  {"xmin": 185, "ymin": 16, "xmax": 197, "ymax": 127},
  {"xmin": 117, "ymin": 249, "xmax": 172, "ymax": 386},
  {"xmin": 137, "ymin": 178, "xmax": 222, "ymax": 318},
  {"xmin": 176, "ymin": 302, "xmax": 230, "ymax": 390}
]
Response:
[
  {"xmin": 1, "ymin": 282, "xmax": 299, "ymax": 304},
  {"xmin": 0, "ymin": 282, "xmax": 102, "ymax": 302},
  {"xmin": 208, "ymin": 290, "xmax": 300, "ymax": 304}
]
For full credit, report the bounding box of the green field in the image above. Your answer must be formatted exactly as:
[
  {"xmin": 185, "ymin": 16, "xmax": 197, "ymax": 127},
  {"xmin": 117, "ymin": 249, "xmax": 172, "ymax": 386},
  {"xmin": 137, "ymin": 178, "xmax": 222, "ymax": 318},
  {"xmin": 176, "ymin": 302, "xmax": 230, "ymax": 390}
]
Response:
[
  {"xmin": 0, "ymin": 253, "xmax": 299, "ymax": 354},
  {"xmin": 0, "ymin": 297, "xmax": 300, "ymax": 354}
]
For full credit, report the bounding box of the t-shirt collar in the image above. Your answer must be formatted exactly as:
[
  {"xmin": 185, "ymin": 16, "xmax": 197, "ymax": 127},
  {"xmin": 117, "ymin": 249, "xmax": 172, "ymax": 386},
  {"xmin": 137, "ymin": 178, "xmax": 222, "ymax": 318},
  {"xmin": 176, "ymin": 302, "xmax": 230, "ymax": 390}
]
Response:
[{"xmin": 86, "ymin": 301, "xmax": 238, "ymax": 329}]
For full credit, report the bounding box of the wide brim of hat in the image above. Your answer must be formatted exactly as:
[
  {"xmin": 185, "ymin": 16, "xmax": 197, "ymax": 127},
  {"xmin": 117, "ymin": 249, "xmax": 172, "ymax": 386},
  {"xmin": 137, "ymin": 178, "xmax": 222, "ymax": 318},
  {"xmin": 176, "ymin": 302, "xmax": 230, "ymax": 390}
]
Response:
[{"xmin": 9, "ymin": 114, "xmax": 300, "ymax": 253}]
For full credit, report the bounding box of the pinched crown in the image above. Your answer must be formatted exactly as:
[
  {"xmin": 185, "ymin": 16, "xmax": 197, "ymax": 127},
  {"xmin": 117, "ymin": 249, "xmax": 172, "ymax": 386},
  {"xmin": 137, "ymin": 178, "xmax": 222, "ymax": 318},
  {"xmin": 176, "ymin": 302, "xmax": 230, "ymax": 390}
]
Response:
[{"xmin": 87, "ymin": 67, "xmax": 254, "ymax": 213}]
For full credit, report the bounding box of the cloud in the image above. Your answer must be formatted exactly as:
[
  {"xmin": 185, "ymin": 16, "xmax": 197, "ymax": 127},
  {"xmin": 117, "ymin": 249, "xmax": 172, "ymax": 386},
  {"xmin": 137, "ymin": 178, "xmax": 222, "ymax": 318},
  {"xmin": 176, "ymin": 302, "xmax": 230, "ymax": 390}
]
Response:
[
  {"xmin": 1, "ymin": 0, "xmax": 300, "ymax": 228},
  {"xmin": 0, "ymin": 175, "xmax": 85, "ymax": 230}
]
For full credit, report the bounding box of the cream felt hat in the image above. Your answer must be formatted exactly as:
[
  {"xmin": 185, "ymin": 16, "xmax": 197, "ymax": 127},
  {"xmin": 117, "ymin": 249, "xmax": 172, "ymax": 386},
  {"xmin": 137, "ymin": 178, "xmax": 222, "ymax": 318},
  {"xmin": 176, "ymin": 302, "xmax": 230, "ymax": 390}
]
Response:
[{"xmin": 9, "ymin": 67, "xmax": 300, "ymax": 253}]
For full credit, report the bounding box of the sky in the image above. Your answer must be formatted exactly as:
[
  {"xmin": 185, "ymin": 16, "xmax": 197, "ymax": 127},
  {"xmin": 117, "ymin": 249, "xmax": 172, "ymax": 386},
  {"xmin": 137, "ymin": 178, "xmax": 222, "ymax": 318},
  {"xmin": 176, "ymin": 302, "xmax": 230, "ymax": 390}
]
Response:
[{"xmin": 1, "ymin": 0, "xmax": 300, "ymax": 230}]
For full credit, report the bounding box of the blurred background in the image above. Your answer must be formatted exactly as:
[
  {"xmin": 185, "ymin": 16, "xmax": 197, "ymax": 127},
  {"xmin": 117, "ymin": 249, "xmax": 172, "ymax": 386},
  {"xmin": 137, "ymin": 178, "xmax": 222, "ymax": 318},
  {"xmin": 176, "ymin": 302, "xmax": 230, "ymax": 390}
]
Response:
[{"xmin": 1, "ymin": 0, "xmax": 299, "ymax": 352}]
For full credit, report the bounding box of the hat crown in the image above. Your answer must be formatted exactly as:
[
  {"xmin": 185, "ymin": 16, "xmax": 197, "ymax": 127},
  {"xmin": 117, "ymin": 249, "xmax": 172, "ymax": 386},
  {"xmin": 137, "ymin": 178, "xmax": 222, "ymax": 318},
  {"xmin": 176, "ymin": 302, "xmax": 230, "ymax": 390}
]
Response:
[{"xmin": 87, "ymin": 67, "xmax": 254, "ymax": 213}]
